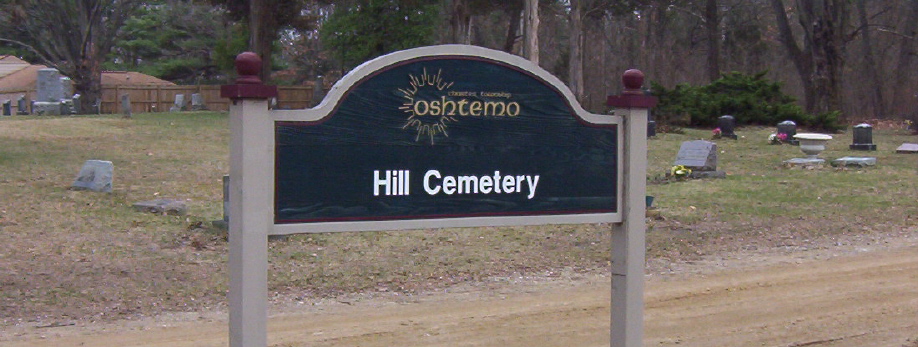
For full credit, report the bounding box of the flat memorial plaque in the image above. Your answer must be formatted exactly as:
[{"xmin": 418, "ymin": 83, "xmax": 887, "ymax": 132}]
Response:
[{"xmin": 896, "ymin": 143, "xmax": 918, "ymax": 153}]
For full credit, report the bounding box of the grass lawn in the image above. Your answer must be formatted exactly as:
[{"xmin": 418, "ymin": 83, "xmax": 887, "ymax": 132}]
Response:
[{"xmin": 0, "ymin": 112, "xmax": 916, "ymax": 325}]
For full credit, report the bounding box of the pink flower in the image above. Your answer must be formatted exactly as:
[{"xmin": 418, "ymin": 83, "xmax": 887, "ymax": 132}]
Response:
[
  {"xmin": 712, "ymin": 128, "xmax": 722, "ymax": 135},
  {"xmin": 776, "ymin": 133, "xmax": 788, "ymax": 141}
]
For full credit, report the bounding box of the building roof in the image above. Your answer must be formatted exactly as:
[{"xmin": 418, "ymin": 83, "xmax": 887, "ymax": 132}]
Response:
[
  {"xmin": 0, "ymin": 57, "xmax": 175, "ymax": 92},
  {"xmin": 101, "ymin": 71, "xmax": 174, "ymax": 86},
  {"xmin": 0, "ymin": 55, "xmax": 32, "ymax": 79}
]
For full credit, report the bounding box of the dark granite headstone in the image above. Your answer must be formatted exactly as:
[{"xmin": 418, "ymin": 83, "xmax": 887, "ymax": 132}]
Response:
[
  {"xmin": 850, "ymin": 123, "xmax": 876, "ymax": 150},
  {"xmin": 647, "ymin": 119, "xmax": 656, "ymax": 137},
  {"xmin": 777, "ymin": 120, "xmax": 799, "ymax": 145},
  {"xmin": 1, "ymin": 100, "xmax": 10, "ymax": 116},
  {"xmin": 675, "ymin": 140, "xmax": 718, "ymax": 171},
  {"xmin": 717, "ymin": 115, "xmax": 738, "ymax": 139}
]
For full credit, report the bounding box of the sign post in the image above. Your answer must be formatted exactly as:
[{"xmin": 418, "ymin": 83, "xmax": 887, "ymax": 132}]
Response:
[
  {"xmin": 221, "ymin": 45, "xmax": 654, "ymax": 347},
  {"xmin": 608, "ymin": 70, "xmax": 656, "ymax": 347}
]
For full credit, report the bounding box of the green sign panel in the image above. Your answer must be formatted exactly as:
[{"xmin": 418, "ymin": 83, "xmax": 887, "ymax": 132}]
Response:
[{"xmin": 275, "ymin": 55, "xmax": 617, "ymax": 224}]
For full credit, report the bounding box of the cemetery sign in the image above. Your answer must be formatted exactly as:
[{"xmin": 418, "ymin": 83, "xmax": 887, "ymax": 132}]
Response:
[
  {"xmin": 221, "ymin": 45, "xmax": 653, "ymax": 347},
  {"xmin": 274, "ymin": 51, "xmax": 620, "ymax": 228}
]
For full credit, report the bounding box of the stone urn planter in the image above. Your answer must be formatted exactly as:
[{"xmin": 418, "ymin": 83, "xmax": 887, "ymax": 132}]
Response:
[{"xmin": 794, "ymin": 133, "xmax": 833, "ymax": 159}]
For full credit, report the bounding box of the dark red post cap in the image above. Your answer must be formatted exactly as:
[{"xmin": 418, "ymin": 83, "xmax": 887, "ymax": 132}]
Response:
[
  {"xmin": 606, "ymin": 69, "xmax": 657, "ymax": 108},
  {"xmin": 220, "ymin": 52, "xmax": 278, "ymax": 100}
]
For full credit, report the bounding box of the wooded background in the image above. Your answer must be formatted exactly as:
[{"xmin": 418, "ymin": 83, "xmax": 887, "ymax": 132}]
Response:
[{"xmin": 1, "ymin": 0, "xmax": 916, "ymax": 124}]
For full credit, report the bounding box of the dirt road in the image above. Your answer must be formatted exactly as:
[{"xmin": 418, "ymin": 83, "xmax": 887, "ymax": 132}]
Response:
[{"xmin": 3, "ymin": 243, "xmax": 917, "ymax": 347}]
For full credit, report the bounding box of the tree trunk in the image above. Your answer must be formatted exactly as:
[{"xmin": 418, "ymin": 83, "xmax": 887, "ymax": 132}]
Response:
[
  {"xmin": 893, "ymin": 0, "xmax": 918, "ymax": 121},
  {"xmin": 771, "ymin": 0, "xmax": 812, "ymax": 111},
  {"xmin": 856, "ymin": 0, "xmax": 885, "ymax": 118},
  {"xmin": 705, "ymin": 0, "xmax": 720, "ymax": 82},
  {"xmin": 502, "ymin": 2, "xmax": 522, "ymax": 53},
  {"xmin": 448, "ymin": 0, "xmax": 471, "ymax": 44},
  {"xmin": 249, "ymin": 0, "xmax": 277, "ymax": 83},
  {"xmin": 568, "ymin": 0, "xmax": 584, "ymax": 100},
  {"xmin": 524, "ymin": 0, "xmax": 539, "ymax": 64}
]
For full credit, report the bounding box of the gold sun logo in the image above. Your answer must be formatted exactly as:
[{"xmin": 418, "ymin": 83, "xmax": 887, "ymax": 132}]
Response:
[{"xmin": 398, "ymin": 68, "xmax": 455, "ymax": 145}]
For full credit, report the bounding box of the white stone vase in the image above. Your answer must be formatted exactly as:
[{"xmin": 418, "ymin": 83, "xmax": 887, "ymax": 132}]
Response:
[{"xmin": 794, "ymin": 133, "xmax": 832, "ymax": 159}]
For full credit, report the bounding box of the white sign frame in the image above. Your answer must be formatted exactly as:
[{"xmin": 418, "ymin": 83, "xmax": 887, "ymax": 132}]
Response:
[{"xmin": 225, "ymin": 45, "xmax": 648, "ymax": 347}]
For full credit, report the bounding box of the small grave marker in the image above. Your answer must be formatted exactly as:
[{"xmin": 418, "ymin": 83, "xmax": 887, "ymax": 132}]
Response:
[
  {"xmin": 191, "ymin": 93, "xmax": 207, "ymax": 110},
  {"xmin": 831, "ymin": 156, "xmax": 876, "ymax": 168},
  {"xmin": 16, "ymin": 96, "xmax": 29, "ymax": 115},
  {"xmin": 1, "ymin": 100, "xmax": 10, "ymax": 116},
  {"xmin": 72, "ymin": 160, "xmax": 114, "ymax": 193},
  {"xmin": 896, "ymin": 143, "xmax": 918, "ymax": 153},
  {"xmin": 132, "ymin": 199, "xmax": 187, "ymax": 215},
  {"xmin": 121, "ymin": 94, "xmax": 132, "ymax": 117},
  {"xmin": 170, "ymin": 94, "xmax": 185, "ymax": 112}
]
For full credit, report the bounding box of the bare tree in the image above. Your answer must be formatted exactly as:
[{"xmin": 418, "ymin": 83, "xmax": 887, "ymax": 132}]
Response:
[
  {"xmin": 770, "ymin": 0, "xmax": 851, "ymax": 115},
  {"xmin": 892, "ymin": 0, "xmax": 918, "ymax": 124},
  {"xmin": 704, "ymin": 0, "xmax": 721, "ymax": 82},
  {"xmin": 524, "ymin": 0, "xmax": 539, "ymax": 64},
  {"xmin": 568, "ymin": 0, "xmax": 584, "ymax": 99},
  {"xmin": 855, "ymin": 0, "xmax": 885, "ymax": 118},
  {"xmin": 0, "ymin": 0, "xmax": 140, "ymax": 113}
]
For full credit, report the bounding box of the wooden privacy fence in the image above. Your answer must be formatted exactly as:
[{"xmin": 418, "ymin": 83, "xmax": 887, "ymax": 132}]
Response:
[{"xmin": 101, "ymin": 85, "xmax": 317, "ymax": 114}]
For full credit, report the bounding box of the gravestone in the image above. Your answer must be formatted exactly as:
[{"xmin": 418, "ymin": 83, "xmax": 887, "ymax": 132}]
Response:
[
  {"xmin": 170, "ymin": 94, "xmax": 185, "ymax": 112},
  {"xmin": 132, "ymin": 199, "xmax": 188, "ymax": 215},
  {"xmin": 831, "ymin": 156, "xmax": 876, "ymax": 168},
  {"xmin": 850, "ymin": 123, "xmax": 876, "ymax": 150},
  {"xmin": 647, "ymin": 118, "xmax": 656, "ymax": 137},
  {"xmin": 191, "ymin": 93, "xmax": 207, "ymax": 110},
  {"xmin": 37, "ymin": 68, "xmax": 64, "ymax": 102},
  {"xmin": 71, "ymin": 160, "xmax": 114, "ymax": 193},
  {"xmin": 61, "ymin": 77, "xmax": 73, "ymax": 98},
  {"xmin": 32, "ymin": 102, "xmax": 60, "ymax": 116},
  {"xmin": 896, "ymin": 143, "xmax": 918, "ymax": 153},
  {"xmin": 674, "ymin": 140, "xmax": 726, "ymax": 178},
  {"xmin": 223, "ymin": 175, "xmax": 230, "ymax": 223},
  {"xmin": 121, "ymin": 94, "xmax": 132, "ymax": 117},
  {"xmin": 213, "ymin": 175, "xmax": 231, "ymax": 230},
  {"xmin": 59, "ymin": 99, "xmax": 74, "ymax": 115},
  {"xmin": 71, "ymin": 94, "xmax": 81, "ymax": 115},
  {"xmin": 675, "ymin": 140, "xmax": 718, "ymax": 171},
  {"xmin": 777, "ymin": 120, "xmax": 799, "ymax": 145},
  {"xmin": 1, "ymin": 100, "xmax": 9, "ymax": 116},
  {"xmin": 35, "ymin": 68, "xmax": 64, "ymax": 115},
  {"xmin": 16, "ymin": 96, "xmax": 29, "ymax": 115},
  {"xmin": 717, "ymin": 115, "xmax": 738, "ymax": 139}
]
